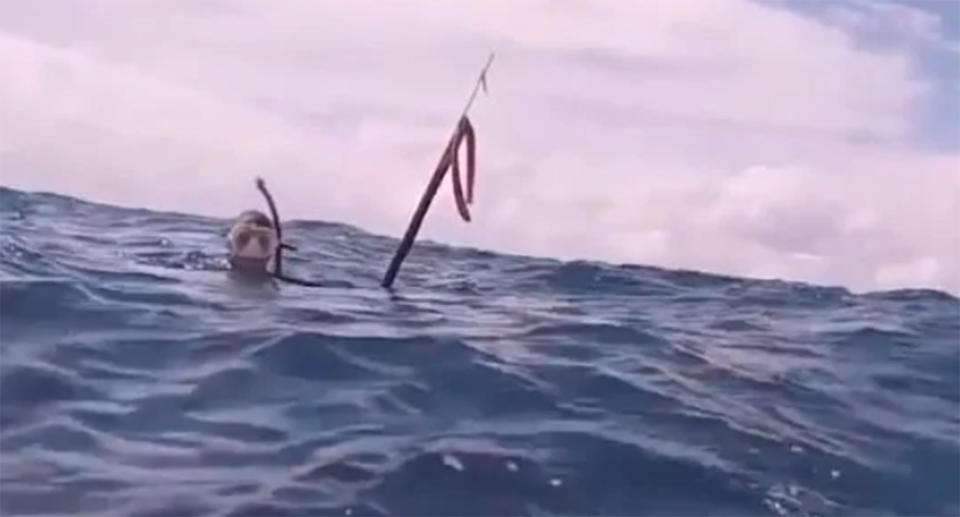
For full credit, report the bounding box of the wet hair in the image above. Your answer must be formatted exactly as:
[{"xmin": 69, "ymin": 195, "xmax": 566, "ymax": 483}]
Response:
[{"xmin": 237, "ymin": 210, "xmax": 273, "ymax": 229}]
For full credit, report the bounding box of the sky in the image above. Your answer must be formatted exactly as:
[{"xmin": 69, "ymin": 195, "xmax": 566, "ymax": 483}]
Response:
[{"xmin": 0, "ymin": 0, "xmax": 958, "ymax": 293}]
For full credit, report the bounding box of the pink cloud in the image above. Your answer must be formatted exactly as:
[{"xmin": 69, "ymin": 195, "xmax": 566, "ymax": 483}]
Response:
[{"xmin": 0, "ymin": 0, "xmax": 957, "ymax": 292}]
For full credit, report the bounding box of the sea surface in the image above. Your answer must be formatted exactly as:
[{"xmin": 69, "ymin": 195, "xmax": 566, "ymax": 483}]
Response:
[{"xmin": 1, "ymin": 186, "xmax": 958, "ymax": 516}]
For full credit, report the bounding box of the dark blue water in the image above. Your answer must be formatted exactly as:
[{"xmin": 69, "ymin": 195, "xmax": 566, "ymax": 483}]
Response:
[{"xmin": 1, "ymin": 186, "xmax": 958, "ymax": 517}]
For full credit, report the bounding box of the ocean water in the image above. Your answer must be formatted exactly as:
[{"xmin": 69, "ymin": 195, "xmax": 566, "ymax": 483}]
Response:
[{"xmin": 0, "ymin": 186, "xmax": 958, "ymax": 517}]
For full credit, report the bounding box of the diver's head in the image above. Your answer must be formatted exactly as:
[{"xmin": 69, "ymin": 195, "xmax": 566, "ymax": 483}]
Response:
[{"xmin": 227, "ymin": 210, "xmax": 278, "ymax": 273}]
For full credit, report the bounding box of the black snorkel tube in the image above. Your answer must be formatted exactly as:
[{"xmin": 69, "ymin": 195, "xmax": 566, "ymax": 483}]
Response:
[
  {"xmin": 253, "ymin": 177, "xmax": 333, "ymax": 288},
  {"xmin": 255, "ymin": 177, "xmax": 294, "ymax": 276}
]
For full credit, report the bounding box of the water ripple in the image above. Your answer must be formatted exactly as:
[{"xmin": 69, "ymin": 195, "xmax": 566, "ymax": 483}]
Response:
[{"xmin": 1, "ymin": 186, "xmax": 958, "ymax": 516}]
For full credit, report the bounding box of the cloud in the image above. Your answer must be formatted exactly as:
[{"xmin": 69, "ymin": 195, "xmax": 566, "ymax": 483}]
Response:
[
  {"xmin": 820, "ymin": 0, "xmax": 955, "ymax": 48},
  {"xmin": 0, "ymin": 0, "xmax": 957, "ymax": 293},
  {"xmin": 876, "ymin": 256, "xmax": 944, "ymax": 289}
]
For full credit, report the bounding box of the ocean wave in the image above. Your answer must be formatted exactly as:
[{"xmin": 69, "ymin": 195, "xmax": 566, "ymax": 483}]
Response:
[{"xmin": 1, "ymin": 186, "xmax": 958, "ymax": 516}]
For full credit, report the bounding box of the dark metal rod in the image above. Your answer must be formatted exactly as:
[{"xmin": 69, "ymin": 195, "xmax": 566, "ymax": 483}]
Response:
[
  {"xmin": 380, "ymin": 54, "xmax": 494, "ymax": 289},
  {"xmin": 381, "ymin": 138, "xmax": 457, "ymax": 288}
]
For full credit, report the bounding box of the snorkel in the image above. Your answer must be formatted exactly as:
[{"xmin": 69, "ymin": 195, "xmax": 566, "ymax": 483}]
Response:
[{"xmin": 242, "ymin": 177, "xmax": 328, "ymax": 287}]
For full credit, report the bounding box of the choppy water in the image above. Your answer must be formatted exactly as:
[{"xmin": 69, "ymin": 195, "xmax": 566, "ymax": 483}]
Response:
[{"xmin": 0, "ymin": 186, "xmax": 958, "ymax": 516}]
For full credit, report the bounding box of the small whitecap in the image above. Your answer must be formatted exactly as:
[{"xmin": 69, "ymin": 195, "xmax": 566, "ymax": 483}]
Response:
[
  {"xmin": 506, "ymin": 461, "xmax": 519, "ymax": 472},
  {"xmin": 550, "ymin": 478, "xmax": 562, "ymax": 487},
  {"xmin": 345, "ymin": 509, "xmax": 352, "ymax": 516},
  {"xmin": 831, "ymin": 469, "xmax": 840, "ymax": 479},
  {"xmin": 763, "ymin": 498, "xmax": 788, "ymax": 516},
  {"xmin": 442, "ymin": 454, "xmax": 464, "ymax": 472},
  {"xmin": 790, "ymin": 445, "xmax": 804, "ymax": 454}
]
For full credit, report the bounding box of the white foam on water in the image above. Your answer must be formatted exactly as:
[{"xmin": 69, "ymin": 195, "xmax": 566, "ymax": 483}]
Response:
[{"xmin": 442, "ymin": 454, "xmax": 464, "ymax": 472}]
